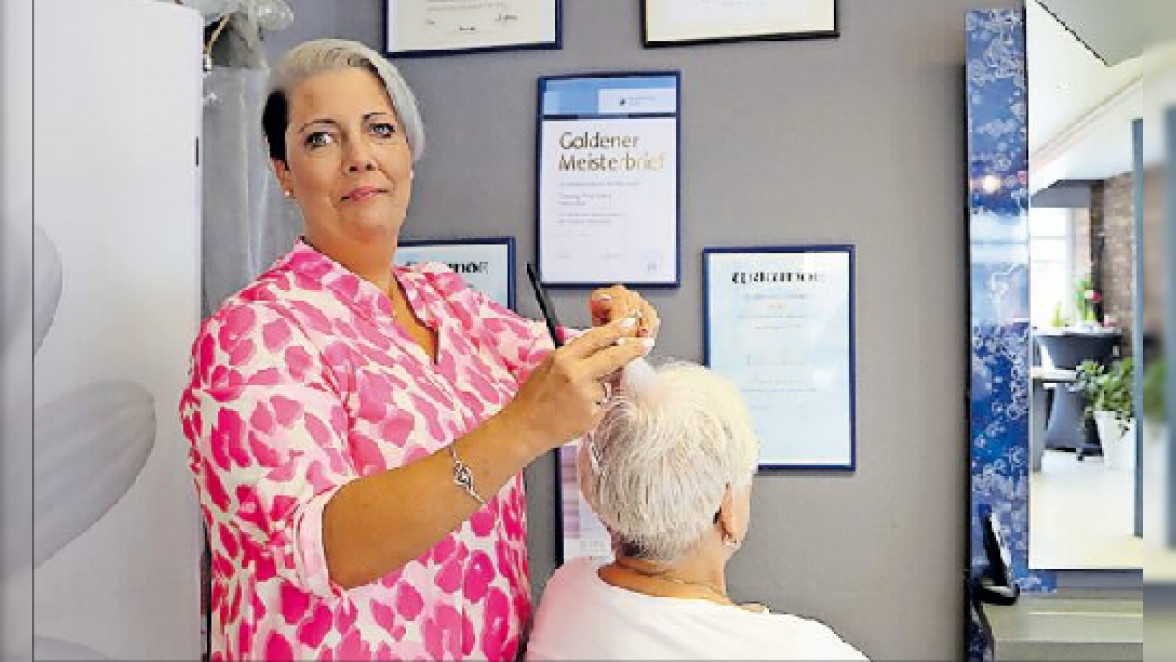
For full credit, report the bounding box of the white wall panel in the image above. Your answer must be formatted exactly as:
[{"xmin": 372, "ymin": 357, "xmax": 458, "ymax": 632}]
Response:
[{"xmin": 34, "ymin": 0, "xmax": 203, "ymax": 658}]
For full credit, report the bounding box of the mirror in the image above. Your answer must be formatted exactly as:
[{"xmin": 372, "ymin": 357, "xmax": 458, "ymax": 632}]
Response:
[{"xmin": 1025, "ymin": 0, "xmax": 1143, "ymax": 570}]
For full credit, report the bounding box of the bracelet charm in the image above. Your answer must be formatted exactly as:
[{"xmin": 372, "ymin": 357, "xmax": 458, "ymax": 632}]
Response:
[{"xmin": 448, "ymin": 443, "xmax": 485, "ymax": 505}]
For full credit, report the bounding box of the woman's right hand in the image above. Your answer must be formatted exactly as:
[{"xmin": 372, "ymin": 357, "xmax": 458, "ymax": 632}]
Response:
[{"xmin": 502, "ymin": 316, "xmax": 653, "ymax": 455}]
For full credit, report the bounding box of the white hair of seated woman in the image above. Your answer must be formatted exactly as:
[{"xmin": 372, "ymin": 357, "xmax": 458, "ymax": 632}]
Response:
[{"xmin": 578, "ymin": 362, "xmax": 758, "ymax": 562}]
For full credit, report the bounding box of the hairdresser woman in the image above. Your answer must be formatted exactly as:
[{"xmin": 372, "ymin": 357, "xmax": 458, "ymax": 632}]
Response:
[{"xmin": 179, "ymin": 38, "xmax": 658, "ymax": 660}]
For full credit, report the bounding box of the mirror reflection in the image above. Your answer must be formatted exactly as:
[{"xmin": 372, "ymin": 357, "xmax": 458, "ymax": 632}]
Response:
[{"xmin": 1025, "ymin": 0, "xmax": 1143, "ymax": 570}]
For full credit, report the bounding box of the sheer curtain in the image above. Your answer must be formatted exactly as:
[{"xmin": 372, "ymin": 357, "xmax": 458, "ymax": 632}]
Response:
[
  {"xmin": 199, "ymin": 1, "xmax": 297, "ymax": 317},
  {"xmin": 202, "ymin": 65, "xmax": 299, "ymax": 317}
]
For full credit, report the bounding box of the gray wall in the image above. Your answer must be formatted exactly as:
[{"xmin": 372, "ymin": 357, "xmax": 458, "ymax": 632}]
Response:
[{"xmin": 264, "ymin": 1, "xmax": 1017, "ymax": 658}]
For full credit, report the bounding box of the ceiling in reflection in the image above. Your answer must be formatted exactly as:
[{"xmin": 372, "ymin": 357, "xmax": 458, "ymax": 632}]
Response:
[{"xmin": 1027, "ymin": 0, "xmax": 1142, "ymax": 191}]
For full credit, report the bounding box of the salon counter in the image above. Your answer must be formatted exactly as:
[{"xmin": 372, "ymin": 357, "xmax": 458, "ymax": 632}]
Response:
[{"xmin": 985, "ymin": 595, "xmax": 1142, "ymax": 660}]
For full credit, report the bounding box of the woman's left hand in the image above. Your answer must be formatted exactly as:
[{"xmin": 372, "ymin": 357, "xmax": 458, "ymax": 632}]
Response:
[{"xmin": 589, "ymin": 286, "xmax": 659, "ymax": 339}]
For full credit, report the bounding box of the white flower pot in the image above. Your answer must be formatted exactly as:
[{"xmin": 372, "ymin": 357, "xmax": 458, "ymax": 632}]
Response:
[
  {"xmin": 1093, "ymin": 411, "xmax": 1136, "ymax": 471},
  {"xmin": 1143, "ymin": 422, "xmax": 1169, "ymax": 549}
]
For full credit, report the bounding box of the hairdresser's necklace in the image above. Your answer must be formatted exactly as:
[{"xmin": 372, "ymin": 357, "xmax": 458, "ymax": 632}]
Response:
[{"xmin": 610, "ymin": 558, "xmax": 731, "ymax": 604}]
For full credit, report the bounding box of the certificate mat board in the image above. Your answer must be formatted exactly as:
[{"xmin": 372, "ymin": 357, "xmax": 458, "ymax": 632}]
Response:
[
  {"xmin": 557, "ymin": 441, "xmax": 613, "ymax": 563},
  {"xmin": 537, "ymin": 73, "xmax": 680, "ymax": 287},
  {"xmin": 642, "ymin": 0, "xmax": 838, "ymax": 46},
  {"xmin": 704, "ymin": 246, "xmax": 855, "ymax": 469},
  {"xmin": 385, "ymin": 0, "xmax": 561, "ymax": 56},
  {"xmin": 394, "ymin": 237, "xmax": 516, "ymax": 310}
]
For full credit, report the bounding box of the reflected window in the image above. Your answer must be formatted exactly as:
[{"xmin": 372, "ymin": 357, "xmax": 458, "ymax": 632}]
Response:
[{"xmin": 1029, "ymin": 206, "xmax": 1074, "ymax": 327}]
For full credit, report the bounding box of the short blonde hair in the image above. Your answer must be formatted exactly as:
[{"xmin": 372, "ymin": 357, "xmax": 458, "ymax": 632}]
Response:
[
  {"xmin": 577, "ymin": 362, "xmax": 758, "ymax": 562},
  {"xmin": 262, "ymin": 39, "xmax": 425, "ymax": 162}
]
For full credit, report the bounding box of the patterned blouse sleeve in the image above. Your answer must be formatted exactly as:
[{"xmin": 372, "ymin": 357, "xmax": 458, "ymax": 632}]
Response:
[{"xmin": 179, "ymin": 302, "xmax": 356, "ymax": 601}]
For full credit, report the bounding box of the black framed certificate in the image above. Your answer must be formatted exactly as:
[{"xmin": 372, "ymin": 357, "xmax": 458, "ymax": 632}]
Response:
[
  {"xmin": 704, "ymin": 245, "xmax": 856, "ymax": 470},
  {"xmin": 536, "ymin": 72, "xmax": 681, "ymax": 287},
  {"xmin": 394, "ymin": 237, "xmax": 516, "ymax": 310},
  {"xmin": 643, "ymin": 0, "xmax": 838, "ymax": 47},
  {"xmin": 385, "ymin": 0, "xmax": 561, "ymax": 57}
]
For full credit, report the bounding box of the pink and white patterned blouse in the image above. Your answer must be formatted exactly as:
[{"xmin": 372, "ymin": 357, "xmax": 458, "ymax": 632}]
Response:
[{"xmin": 179, "ymin": 241, "xmax": 552, "ymax": 660}]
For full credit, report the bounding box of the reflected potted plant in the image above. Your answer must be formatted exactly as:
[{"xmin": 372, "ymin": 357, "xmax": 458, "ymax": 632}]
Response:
[
  {"xmin": 1075, "ymin": 358, "xmax": 1135, "ymax": 470},
  {"xmin": 1141, "ymin": 358, "xmax": 1167, "ymax": 545},
  {"xmin": 1142, "ymin": 358, "xmax": 1166, "ymax": 425},
  {"xmin": 1141, "ymin": 358, "xmax": 1167, "ymax": 458},
  {"xmin": 1073, "ymin": 277, "xmax": 1101, "ymax": 328}
]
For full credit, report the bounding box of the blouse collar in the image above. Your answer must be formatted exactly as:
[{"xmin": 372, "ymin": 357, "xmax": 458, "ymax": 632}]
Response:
[{"xmin": 279, "ymin": 239, "xmax": 399, "ymax": 322}]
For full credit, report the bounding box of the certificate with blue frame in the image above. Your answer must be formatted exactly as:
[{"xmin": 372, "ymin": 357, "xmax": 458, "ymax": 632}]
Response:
[
  {"xmin": 704, "ymin": 246, "xmax": 856, "ymax": 470},
  {"xmin": 536, "ymin": 72, "xmax": 680, "ymax": 287},
  {"xmin": 394, "ymin": 237, "xmax": 516, "ymax": 310}
]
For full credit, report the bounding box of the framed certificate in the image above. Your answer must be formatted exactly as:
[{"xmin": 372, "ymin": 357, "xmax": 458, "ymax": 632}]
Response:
[
  {"xmin": 643, "ymin": 0, "xmax": 838, "ymax": 47},
  {"xmin": 704, "ymin": 246, "xmax": 855, "ymax": 469},
  {"xmin": 385, "ymin": 0, "xmax": 561, "ymax": 57},
  {"xmin": 536, "ymin": 72, "xmax": 680, "ymax": 287},
  {"xmin": 394, "ymin": 237, "xmax": 516, "ymax": 310},
  {"xmin": 557, "ymin": 441, "xmax": 613, "ymax": 563}
]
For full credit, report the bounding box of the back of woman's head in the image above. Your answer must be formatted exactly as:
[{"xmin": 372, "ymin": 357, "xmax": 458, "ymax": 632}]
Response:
[
  {"xmin": 577, "ymin": 362, "xmax": 758, "ymax": 563},
  {"xmin": 261, "ymin": 38, "xmax": 425, "ymax": 163}
]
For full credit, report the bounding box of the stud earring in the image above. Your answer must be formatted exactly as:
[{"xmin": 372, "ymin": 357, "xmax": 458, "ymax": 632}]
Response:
[{"xmin": 722, "ymin": 534, "xmax": 740, "ymax": 549}]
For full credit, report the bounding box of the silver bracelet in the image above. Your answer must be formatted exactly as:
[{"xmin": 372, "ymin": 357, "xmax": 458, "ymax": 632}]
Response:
[{"xmin": 448, "ymin": 442, "xmax": 485, "ymax": 506}]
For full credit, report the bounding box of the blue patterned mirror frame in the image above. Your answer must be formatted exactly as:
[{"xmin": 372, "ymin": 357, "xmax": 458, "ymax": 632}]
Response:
[{"xmin": 964, "ymin": 8, "xmax": 1056, "ymax": 659}]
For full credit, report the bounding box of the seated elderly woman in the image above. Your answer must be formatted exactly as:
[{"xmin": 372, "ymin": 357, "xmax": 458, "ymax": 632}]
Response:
[{"xmin": 525, "ymin": 361, "xmax": 867, "ymax": 660}]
